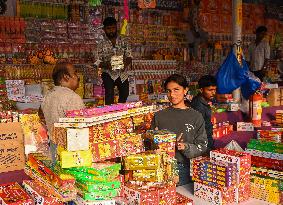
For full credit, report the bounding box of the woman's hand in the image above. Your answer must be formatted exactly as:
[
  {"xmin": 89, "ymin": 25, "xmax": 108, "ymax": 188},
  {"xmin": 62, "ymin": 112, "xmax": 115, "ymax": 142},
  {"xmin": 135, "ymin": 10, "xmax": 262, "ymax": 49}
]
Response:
[{"xmin": 176, "ymin": 133, "xmax": 187, "ymax": 151}]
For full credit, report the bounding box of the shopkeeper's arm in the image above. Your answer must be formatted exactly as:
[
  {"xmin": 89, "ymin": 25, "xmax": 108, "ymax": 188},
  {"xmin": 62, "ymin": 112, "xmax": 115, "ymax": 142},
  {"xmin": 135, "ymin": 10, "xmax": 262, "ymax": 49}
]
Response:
[{"xmin": 180, "ymin": 117, "xmax": 208, "ymax": 158}]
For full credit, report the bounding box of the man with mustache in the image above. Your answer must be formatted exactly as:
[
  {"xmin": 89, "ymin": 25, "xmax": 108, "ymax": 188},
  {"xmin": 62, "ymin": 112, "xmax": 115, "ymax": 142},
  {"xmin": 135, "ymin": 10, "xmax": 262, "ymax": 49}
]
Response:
[{"xmin": 95, "ymin": 17, "xmax": 132, "ymax": 105}]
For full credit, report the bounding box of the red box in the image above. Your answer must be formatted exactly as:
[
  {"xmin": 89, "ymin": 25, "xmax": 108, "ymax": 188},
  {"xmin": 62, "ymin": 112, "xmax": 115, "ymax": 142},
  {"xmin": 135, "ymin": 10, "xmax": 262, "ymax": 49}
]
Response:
[
  {"xmin": 220, "ymin": 15, "xmax": 231, "ymax": 33},
  {"xmin": 0, "ymin": 182, "xmax": 33, "ymax": 205},
  {"xmin": 91, "ymin": 139, "xmax": 121, "ymax": 162},
  {"xmin": 176, "ymin": 193, "xmax": 193, "ymax": 205},
  {"xmin": 220, "ymin": 0, "xmax": 232, "ymax": 14},
  {"xmin": 22, "ymin": 180, "xmax": 63, "ymax": 205}
]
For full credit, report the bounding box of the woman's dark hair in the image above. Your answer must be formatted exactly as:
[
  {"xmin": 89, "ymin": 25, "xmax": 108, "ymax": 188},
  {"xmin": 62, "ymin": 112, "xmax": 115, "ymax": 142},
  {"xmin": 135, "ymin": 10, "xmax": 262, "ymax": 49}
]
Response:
[
  {"xmin": 164, "ymin": 74, "xmax": 188, "ymax": 89},
  {"xmin": 198, "ymin": 75, "xmax": 217, "ymax": 88},
  {"xmin": 103, "ymin": 17, "xmax": 117, "ymax": 27},
  {"xmin": 52, "ymin": 62, "xmax": 71, "ymax": 86}
]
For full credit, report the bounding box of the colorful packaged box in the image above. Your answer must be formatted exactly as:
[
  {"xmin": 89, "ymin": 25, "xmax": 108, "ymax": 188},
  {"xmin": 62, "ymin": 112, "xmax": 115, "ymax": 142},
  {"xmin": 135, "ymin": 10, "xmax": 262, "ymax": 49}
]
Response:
[
  {"xmin": 75, "ymin": 197, "xmax": 115, "ymax": 205},
  {"xmin": 76, "ymin": 180, "xmax": 121, "ymax": 192},
  {"xmin": 251, "ymin": 175, "xmax": 281, "ymax": 204},
  {"xmin": 24, "ymin": 166, "xmax": 77, "ymax": 202},
  {"xmin": 64, "ymin": 169, "xmax": 118, "ymax": 182},
  {"xmin": 176, "ymin": 193, "xmax": 194, "ymax": 205},
  {"xmin": 123, "ymin": 185, "xmax": 158, "ymax": 205},
  {"xmin": 0, "ymin": 182, "xmax": 33, "ymax": 205},
  {"xmin": 57, "ymin": 147, "xmax": 92, "ymax": 168},
  {"xmin": 91, "ymin": 138, "xmax": 121, "ymax": 162},
  {"xmin": 5, "ymin": 80, "xmax": 25, "ymax": 100},
  {"xmin": 124, "ymin": 183, "xmax": 176, "ymax": 205},
  {"xmin": 236, "ymin": 122, "xmax": 254, "ymax": 131},
  {"xmin": 194, "ymin": 182, "xmax": 235, "ymax": 205},
  {"xmin": 22, "ymin": 180, "xmax": 63, "ymax": 205},
  {"xmin": 78, "ymin": 189, "xmax": 119, "ymax": 201},
  {"xmin": 192, "ymin": 156, "xmax": 237, "ymax": 187},
  {"xmin": 52, "ymin": 127, "xmax": 89, "ymax": 151},
  {"xmin": 123, "ymin": 153, "xmax": 162, "ymax": 170},
  {"xmin": 68, "ymin": 162, "xmax": 121, "ymax": 177},
  {"xmin": 132, "ymin": 169, "xmax": 164, "ymax": 182},
  {"xmin": 210, "ymin": 149, "xmax": 251, "ymax": 203},
  {"xmin": 119, "ymin": 133, "xmax": 144, "ymax": 156},
  {"xmin": 27, "ymin": 153, "xmax": 75, "ymax": 189}
]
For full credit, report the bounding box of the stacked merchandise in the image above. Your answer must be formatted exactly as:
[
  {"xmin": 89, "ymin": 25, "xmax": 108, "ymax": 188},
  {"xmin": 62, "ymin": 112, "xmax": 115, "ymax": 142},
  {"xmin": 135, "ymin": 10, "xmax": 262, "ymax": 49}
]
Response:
[
  {"xmin": 192, "ymin": 148, "xmax": 251, "ymax": 204},
  {"xmin": 0, "ymin": 182, "xmax": 33, "ymax": 205},
  {"xmin": 246, "ymin": 139, "xmax": 283, "ymax": 204},
  {"xmin": 25, "ymin": 153, "xmax": 77, "ymax": 202},
  {"xmin": 122, "ymin": 130, "xmax": 193, "ymax": 205}
]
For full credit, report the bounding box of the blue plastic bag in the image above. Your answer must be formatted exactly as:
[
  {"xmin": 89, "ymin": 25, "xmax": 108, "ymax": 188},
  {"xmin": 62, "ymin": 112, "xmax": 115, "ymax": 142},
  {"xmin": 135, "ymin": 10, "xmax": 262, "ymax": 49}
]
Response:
[
  {"xmin": 216, "ymin": 51, "xmax": 261, "ymax": 99},
  {"xmin": 241, "ymin": 61, "xmax": 261, "ymax": 99},
  {"xmin": 216, "ymin": 51, "xmax": 247, "ymax": 94}
]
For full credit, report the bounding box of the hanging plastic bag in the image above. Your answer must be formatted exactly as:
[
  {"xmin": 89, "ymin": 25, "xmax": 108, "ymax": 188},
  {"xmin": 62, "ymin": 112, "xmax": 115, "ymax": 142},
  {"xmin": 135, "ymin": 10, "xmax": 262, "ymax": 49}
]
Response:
[
  {"xmin": 225, "ymin": 140, "xmax": 244, "ymax": 152},
  {"xmin": 241, "ymin": 60, "xmax": 261, "ymax": 99},
  {"xmin": 216, "ymin": 51, "xmax": 247, "ymax": 94}
]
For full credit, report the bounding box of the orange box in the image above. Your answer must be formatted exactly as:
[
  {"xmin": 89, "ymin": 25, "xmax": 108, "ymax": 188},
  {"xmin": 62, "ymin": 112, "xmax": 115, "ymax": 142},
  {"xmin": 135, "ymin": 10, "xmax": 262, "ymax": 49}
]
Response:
[{"xmin": 211, "ymin": 14, "xmax": 220, "ymax": 33}]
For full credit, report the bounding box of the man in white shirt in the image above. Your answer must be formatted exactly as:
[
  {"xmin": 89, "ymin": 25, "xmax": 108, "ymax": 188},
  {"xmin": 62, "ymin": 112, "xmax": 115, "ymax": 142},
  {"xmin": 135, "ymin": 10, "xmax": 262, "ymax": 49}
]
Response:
[
  {"xmin": 41, "ymin": 62, "xmax": 85, "ymax": 161},
  {"xmin": 248, "ymin": 26, "xmax": 270, "ymax": 81}
]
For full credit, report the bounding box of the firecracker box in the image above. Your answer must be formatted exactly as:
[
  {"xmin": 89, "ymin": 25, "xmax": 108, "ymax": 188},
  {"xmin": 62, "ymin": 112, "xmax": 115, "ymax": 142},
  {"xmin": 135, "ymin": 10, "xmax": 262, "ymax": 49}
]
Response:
[
  {"xmin": 64, "ymin": 169, "xmax": 119, "ymax": 182},
  {"xmin": 75, "ymin": 197, "xmax": 115, "ymax": 205},
  {"xmin": 123, "ymin": 153, "xmax": 162, "ymax": 170},
  {"xmin": 76, "ymin": 180, "xmax": 121, "ymax": 192},
  {"xmin": 236, "ymin": 122, "xmax": 254, "ymax": 131},
  {"xmin": 176, "ymin": 193, "xmax": 194, "ymax": 205},
  {"xmin": 57, "ymin": 147, "xmax": 92, "ymax": 168},
  {"xmin": 78, "ymin": 189, "xmax": 119, "ymax": 201},
  {"xmin": 257, "ymin": 130, "xmax": 282, "ymax": 143},
  {"xmin": 143, "ymin": 130, "xmax": 176, "ymax": 157},
  {"xmin": 123, "ymin": 183, "xmax": 176, "ymax": 205},
  {"xmin": 119, "ymin": 133, "xmax": 144, "ymax": 156},
  {"xmin": 210, "ymin": 149, "xmax": 251, "ymax": 203},
  {"xmin": 22, "ymin": 180, "xmax": 63, "ymax": 205},
  {"xmin": 52, "ymin": 127, "xmax": 89, "ymax": 151},
  {"xmin": 251, "ymin": 166, "xmax": 283, "ymax": 180},
  {"xmin": 132, "ymin": 169, "xmax": 164, "ymax": 182},
  {"xmin": 27, "ymin": 153, "xmax": 75, "ymax": 189},
  {"xmin": 67, "ymin": 162, "xmax": 121, "ymax": 177},
  {"xmin": 90, "ymin": 138, "xmax": 121, "ymax": 162},
  {"xmin": 192, "ymin": 156, "xmax": 237, "ymax": 188},
  {"xmin": 0, "ymin": 182, "xmax": 33, "ymax": 205},
  {"xmin": 24, "ymin": 166, "xmax": 77, "ymax": 202},
  {"xmin": 251, "ymin": 175, "xmax": 281, "ymax": 204},
  {"xmin": 194, "ymin": 182, "xmax": 236, "ymax": 205}
]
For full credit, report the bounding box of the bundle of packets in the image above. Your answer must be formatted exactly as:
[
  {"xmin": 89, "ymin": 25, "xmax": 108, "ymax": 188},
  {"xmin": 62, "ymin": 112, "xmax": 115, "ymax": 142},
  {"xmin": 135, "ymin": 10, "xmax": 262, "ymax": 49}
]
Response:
[
  {"xmin": 123, "ymin": 152, "xmax": 178, "ymax": 183},
  {"xmin": 25, "ymin": 153, "xmax": 77, "ymax": 202},
  {"xmin": 90, "ymin": 132, "xmax": 144, "ymax": 162},
  {"xmin": 257, "ymin": 130, "xmax": 282, "ymax": 143},
  {"xmin": 22, "ymin": 180, "xmax": 63, "ymax": 205},
  {"xmin": 51, "ymin": 125, "xmax": 92, "ymax": 168},
  {"xmin": 202, "ymin": 148, "xmax": 252, "ymax": 203},
  {"xmin": 65, "ymin": 101, "xmax": 143, "ymax": 117},
  {"xmin": 192, "ymin": 156, "xmax": 237, "ymax": 188},
  {"xmin": 143, "ymin": 130, "xmax": 176, "ymax": 157},
  {"xmin": 123, "ymin": 182, "xmax": 177, "ymax": 205},
  {"xmin": 0, "ymin": 182, "xmax": 33, "ymax": 205},
  {"xmin": 62, "ymin": 162, "xmax": 123, "ymax": 204},
  {"xmin": 250, "ymin": 175, "xmax": 283, "ymax": 204}
]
